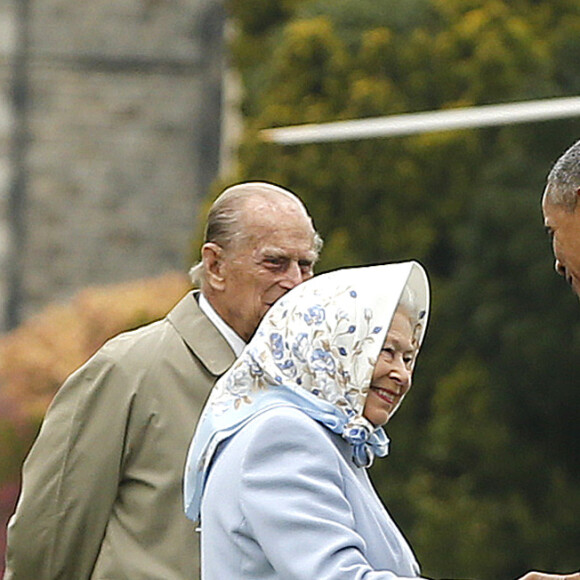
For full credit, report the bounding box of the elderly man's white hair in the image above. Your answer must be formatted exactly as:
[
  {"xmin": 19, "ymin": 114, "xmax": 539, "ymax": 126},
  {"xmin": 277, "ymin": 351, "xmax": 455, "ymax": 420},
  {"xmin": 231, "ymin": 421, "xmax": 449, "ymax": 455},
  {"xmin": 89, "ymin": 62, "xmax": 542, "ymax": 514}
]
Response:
[{"xmin": 189, "ymin": 182, "xmax": 323, "ymax": 286}]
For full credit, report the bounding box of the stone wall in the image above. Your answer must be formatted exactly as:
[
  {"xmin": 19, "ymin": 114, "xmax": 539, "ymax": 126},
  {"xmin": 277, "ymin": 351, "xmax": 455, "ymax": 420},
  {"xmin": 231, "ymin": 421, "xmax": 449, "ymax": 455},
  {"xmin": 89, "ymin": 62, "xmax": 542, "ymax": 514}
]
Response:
[{"xmin": 0, "ymin": 0, "xmax": 225, "ymax": 329}]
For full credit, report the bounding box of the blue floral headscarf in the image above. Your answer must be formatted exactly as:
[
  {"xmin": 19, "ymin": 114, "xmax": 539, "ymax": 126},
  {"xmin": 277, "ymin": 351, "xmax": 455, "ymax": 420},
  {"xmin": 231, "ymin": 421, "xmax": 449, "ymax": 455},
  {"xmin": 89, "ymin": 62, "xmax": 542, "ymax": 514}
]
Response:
[{"xmin": 184, "ymin": 261, "xmax": 429, "ymax": 523}]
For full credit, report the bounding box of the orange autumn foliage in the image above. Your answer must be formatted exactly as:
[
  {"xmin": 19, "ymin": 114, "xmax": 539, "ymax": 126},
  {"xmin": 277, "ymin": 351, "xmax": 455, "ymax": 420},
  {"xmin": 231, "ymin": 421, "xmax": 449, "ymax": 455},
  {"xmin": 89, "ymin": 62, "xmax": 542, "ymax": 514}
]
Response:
[{"xmin": 0, "ymin": 271, "xmax": 192, "ymax": 425}]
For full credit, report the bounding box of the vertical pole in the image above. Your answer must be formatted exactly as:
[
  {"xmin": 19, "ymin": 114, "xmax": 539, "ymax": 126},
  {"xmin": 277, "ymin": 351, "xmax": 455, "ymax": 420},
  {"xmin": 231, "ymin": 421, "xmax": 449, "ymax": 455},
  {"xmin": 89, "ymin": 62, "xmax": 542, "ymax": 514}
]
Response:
[{"xmin": 5, "ymin": 0, "xmax": 31, "ymax": 330}]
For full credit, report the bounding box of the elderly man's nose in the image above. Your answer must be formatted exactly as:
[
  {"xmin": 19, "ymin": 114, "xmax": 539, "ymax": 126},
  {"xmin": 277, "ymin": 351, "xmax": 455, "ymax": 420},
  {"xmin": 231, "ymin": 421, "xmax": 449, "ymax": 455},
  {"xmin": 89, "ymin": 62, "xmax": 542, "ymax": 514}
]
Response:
[
  {"xmin": 281, "ymin": 262, "xmax": 304, "ymax": 288},
  {"xmin": 555, "ymin": 259, "xmax": 566, "ymax": 277}
]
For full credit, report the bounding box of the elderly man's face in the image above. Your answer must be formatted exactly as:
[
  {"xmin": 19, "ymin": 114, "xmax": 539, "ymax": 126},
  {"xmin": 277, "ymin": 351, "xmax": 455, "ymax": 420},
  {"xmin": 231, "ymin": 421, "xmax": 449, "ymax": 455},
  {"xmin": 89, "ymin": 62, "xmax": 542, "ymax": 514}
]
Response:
[
  {"xmin": 213, "ymin": 199, "xmax": 318, "ymax": 342},
  {"xmin": 542, "ymin": 193, "xmax": 580, "ymax": 297}
]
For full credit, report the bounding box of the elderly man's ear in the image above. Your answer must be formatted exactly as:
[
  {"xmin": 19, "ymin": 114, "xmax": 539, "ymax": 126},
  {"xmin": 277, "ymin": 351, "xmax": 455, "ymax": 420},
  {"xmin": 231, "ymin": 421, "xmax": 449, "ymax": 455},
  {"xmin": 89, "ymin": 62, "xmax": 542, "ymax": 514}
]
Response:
[{"xmin": 202, "ymin": 243, "xmax": 227, "ymax": 291}]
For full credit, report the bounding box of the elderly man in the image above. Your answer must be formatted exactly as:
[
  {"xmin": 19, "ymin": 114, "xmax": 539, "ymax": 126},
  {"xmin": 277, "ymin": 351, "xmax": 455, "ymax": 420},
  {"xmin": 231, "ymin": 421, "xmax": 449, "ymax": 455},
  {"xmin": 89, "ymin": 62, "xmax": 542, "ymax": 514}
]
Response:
[
  {"xmin": 4, "ymin": 182, "xmax": 322, "ymax": 580},
  {"xmin": 542, "ymin": 139, "xmax": 580, "ymax": 297}
]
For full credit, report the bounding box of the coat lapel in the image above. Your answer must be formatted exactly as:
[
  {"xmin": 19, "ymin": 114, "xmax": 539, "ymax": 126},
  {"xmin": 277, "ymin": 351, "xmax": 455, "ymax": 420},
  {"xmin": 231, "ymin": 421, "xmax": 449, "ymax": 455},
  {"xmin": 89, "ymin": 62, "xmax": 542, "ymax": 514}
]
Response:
[{"xmin": 167, "ymin": 291, "xmax": 236, "ymax": 376}]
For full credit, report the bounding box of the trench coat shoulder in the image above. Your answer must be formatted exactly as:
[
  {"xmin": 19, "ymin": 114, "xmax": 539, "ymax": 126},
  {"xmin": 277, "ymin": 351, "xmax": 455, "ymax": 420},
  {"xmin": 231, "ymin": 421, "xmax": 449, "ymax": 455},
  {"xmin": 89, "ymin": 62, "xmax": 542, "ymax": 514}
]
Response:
[{"xmin": 96, "ymin": 290, "xmax": 236, "ymax": 377}]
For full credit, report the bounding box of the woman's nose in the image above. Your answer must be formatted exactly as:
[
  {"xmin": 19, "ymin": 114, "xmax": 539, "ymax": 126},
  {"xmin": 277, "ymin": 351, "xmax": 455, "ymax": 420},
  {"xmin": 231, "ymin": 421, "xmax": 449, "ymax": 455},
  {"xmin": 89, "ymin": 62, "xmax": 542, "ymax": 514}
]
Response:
[
  {"xmin": 555, "ymin": 259, "xmax": 566, "ymax": 277},
  {"xmin": 392, "ymin": 360, "xmax": 411, "ymax": 389}
]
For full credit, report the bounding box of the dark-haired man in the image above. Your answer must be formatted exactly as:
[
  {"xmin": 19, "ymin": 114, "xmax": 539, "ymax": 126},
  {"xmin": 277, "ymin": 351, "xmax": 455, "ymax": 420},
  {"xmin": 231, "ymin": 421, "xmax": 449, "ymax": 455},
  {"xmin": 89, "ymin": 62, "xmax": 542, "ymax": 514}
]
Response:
[{"xmin": 542, "ymin": 139, "xmax": 580, "ymax": 297}]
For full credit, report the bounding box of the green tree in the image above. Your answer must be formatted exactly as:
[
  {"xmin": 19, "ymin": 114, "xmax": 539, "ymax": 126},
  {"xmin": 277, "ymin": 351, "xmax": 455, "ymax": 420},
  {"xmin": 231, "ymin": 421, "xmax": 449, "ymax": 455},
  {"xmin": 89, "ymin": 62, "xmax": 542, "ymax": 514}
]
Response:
[{"xmin": 225, "ymin": 0, "xmax": 580, "ymax": 578}]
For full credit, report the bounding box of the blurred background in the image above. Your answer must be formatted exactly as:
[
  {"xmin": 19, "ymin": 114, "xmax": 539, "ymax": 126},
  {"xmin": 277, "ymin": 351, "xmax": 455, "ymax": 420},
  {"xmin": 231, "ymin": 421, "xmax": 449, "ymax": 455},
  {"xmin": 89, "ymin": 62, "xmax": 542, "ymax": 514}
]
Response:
[{"xmin": 0, "ymin": 0, "xmax": 579, "ymax": 578}]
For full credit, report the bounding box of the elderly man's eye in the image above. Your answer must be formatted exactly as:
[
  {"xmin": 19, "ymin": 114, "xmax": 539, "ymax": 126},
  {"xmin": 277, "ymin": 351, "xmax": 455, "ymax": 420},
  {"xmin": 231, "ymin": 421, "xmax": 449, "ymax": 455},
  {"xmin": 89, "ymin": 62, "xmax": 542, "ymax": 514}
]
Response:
[
  {"xmin": 544, "ymin": 226, "xmax": 555, "ymax": 242},
  {"xmin": 263, "ymin": 256, "xmax": 286, "ymax": 269}
]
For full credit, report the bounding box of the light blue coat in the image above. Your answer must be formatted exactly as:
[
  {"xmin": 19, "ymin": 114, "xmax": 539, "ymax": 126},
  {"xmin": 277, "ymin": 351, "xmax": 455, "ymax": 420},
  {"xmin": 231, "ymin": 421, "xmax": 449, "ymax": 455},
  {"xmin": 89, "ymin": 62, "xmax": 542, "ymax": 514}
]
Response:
[{"xmin": 200, "ymin": 406, "xmax": 423, "ymax": 580}]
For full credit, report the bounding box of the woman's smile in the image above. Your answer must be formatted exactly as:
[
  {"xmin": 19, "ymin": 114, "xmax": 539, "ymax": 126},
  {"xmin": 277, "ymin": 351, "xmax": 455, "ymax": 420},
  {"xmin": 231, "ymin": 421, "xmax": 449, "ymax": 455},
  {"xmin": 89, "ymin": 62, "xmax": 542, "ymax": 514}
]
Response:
[{"xmin": 369, "ymin": 386, "xmax": 398, "ymax": 406}]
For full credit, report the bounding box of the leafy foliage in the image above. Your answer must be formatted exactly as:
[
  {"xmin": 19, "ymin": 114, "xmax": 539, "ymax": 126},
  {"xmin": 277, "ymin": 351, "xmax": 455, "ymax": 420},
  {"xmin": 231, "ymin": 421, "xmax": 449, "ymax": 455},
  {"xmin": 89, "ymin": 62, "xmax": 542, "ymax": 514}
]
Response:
[{"xmin": 226, "ymin": 0, "xmax": 580, "ymax": 577}]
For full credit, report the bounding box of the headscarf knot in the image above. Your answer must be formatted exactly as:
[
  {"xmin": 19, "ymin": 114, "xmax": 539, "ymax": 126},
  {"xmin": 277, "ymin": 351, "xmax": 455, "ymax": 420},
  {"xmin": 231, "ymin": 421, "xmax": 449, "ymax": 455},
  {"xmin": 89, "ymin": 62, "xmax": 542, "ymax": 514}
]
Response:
[{"xmin": 343, "ymin": 418, "xmax": 390, "ymax": 468}]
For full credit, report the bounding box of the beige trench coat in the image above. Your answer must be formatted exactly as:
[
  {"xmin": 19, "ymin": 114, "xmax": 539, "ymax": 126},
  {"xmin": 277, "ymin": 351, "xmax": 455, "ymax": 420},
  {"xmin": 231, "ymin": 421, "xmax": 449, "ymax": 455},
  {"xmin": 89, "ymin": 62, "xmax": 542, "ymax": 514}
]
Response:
[{"xmin": 4, "ymin": 292, "xmax": 235, "ymax": 580}]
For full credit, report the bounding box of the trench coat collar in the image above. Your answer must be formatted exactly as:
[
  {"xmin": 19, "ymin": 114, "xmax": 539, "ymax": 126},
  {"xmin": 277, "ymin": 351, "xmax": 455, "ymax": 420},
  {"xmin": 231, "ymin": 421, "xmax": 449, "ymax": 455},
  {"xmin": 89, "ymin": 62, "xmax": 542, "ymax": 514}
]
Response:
[{"xmin": 167, "ymin": 291, "xmax": 236, "ymax": 376}]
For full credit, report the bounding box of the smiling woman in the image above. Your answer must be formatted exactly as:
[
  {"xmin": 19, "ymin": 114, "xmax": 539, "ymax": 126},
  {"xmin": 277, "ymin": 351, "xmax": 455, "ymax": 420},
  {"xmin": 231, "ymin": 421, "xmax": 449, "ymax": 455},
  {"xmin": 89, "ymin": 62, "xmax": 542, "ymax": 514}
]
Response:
[{"xmin": 184, "ymin": 261, "xmax": 430, "ymax": 578}]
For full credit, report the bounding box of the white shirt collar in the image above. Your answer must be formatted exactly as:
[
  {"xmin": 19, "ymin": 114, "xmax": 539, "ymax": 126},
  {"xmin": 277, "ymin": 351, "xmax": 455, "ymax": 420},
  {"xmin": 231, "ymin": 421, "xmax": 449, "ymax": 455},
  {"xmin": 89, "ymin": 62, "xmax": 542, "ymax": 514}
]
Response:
[{"xmin": 198, "ymin": 293, "xmax": 246, "ymax": 357}]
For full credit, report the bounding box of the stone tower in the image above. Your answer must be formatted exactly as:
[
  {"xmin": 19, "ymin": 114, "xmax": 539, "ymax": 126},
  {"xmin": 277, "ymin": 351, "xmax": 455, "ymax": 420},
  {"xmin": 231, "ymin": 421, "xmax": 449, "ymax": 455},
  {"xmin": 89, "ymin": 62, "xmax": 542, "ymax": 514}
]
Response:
[{"xmin": 0, "ymin": 0, "xmax": 226, "ymax": 329}]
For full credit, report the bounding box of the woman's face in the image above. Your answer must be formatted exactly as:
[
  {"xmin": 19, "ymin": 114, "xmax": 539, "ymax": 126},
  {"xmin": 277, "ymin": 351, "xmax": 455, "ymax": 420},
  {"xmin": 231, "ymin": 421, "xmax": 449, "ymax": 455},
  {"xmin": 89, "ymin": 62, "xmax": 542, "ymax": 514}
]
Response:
[{"xmin": 363, "ymin": 311, "xmax": 416, "ymax": 427}]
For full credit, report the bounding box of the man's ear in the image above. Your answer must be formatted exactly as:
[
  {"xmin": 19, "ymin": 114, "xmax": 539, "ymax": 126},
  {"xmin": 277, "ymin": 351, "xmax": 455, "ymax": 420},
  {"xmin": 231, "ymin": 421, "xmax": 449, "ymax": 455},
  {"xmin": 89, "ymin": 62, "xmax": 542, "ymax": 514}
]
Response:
[{"xmin": 202, "ymin": 242, "xmax": 226, "ymax": 291}]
